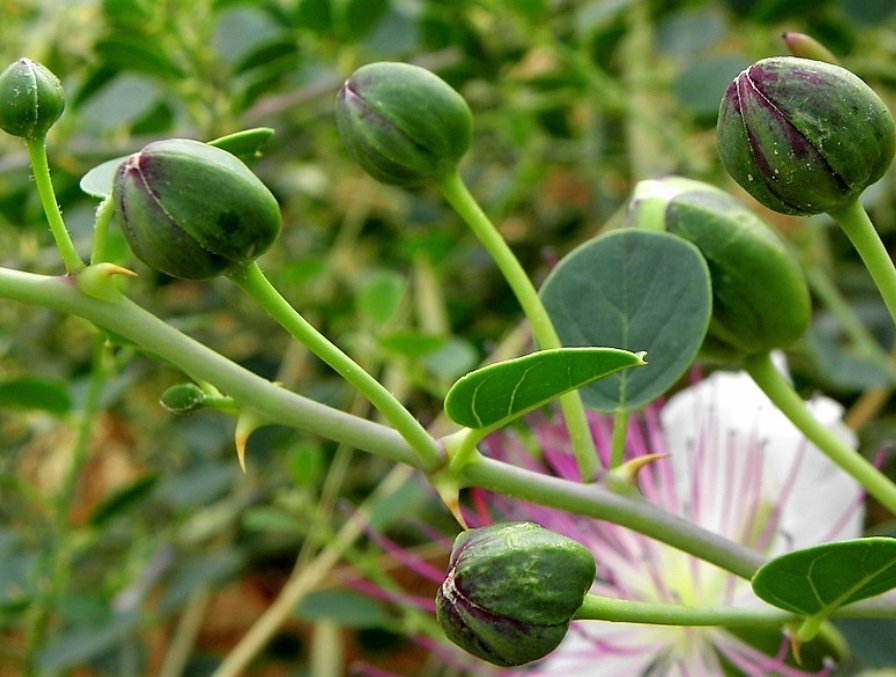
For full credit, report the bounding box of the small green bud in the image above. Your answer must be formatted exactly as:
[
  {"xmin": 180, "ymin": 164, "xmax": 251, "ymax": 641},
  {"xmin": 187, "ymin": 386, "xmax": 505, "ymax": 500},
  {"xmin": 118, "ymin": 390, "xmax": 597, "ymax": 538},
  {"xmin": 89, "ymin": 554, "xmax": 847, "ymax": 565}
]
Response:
[
  {"xmin": 113, "ymin": 139, "xmax": 281, "ymax": 280},
  {"xmin": 717, "ymin": 57, "xmax": 896, "ymax": 215},
  {"xmin": 160, "ymin": 383, "xmax": 207, "ymax": 415},
  {"xmin": 335, "ymin": 62, "xmax": 473, "ymax": 186},
  {"xmin": 630, "ymin": 178, "xmax": 811, "ymax": 356},
  {"xmin": 0, "ymin": 58, "xmax": 65, "ymax": 140},
  {"xmin": 435, "ymin": 521, "xmax": 595, "ymax": 667}
]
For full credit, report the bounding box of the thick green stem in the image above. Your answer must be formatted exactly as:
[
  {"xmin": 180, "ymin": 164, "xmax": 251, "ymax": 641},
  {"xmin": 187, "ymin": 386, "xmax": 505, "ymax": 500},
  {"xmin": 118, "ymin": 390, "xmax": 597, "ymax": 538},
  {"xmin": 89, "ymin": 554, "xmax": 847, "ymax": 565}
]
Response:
[
  {"xmin": 437, "ymin": 169, "xmax": 599, "ymax": 480},
  {"xmin": 0, "ymin": 266, "xmax": 421, "ymax": 468},
  {"xmin": 458, "ymin": 454, "xmax": 766, "ymax": 579},
  {"xmin": 745, "ymin": 351, "xmax": 896, "ymax": 515},
  {"xmin": 25, "ymin": 138, "xmax": 84, "ymax": 274},
  {"xmin": 830, "ymin": 199, "xmax": 896, "ymax": 328},
  {"xmin": 0, "ymin": 266, "xmax": 772, "ymax": 580},
  {"xmin": 230, "ymin": 262, "xmax": 443, "ymax": 473}
]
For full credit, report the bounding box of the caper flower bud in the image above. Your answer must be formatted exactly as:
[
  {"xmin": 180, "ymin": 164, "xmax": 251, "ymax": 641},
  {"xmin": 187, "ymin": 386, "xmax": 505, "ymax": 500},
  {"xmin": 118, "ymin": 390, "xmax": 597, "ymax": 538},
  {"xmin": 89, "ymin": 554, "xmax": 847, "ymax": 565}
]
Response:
[
  {"xmin": 630, "ymin": 178, "xmax": 811, "ymax": 356},
  {"xmin": 0, "ymin": 58, "xmax": 65, "ymax": 140},
  {"xmin": 435, "ymin": 521, "xmax": 595, "ymax": 667},
  {"xmin": 113, "ymin": 139, "xmax": 281, "ymax": 280},
  {"xmin": 717, "ymin": 57, "xmax": 895, "ymax": 215},
  {"xmin": 335, "ymin": 62, "xmax": 473, "ymax": 186}
]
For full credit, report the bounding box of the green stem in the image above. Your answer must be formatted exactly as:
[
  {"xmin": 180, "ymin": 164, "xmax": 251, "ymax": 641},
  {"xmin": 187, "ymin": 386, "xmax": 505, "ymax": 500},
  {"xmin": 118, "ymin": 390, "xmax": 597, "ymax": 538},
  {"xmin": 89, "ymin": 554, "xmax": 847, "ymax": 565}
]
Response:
[
  {"xmin": 0, "ymin": 266, "xmax": 771, "ymax": 580},
  {"xmin": 458, "ymin": 454, "xmax": 766, "ymax": 579},
  {"xmin": 575, "ymin": 595, "xmax": 793, "ymax": 626},
  {"xmin": 229, "ymin": 262, "xmax": 443, "ymax": 473},
  {"xmin": 0, "ymin": 265, "xmax": 421, "ymax": 468},
  {"xmin": 745, "ymin": 351, "xmax": 896, "ymax": 515},
  {"xmin": 90, "ymin": 196, "xmax": 117, "ymax": 265},
  {"xmin": 25, "ymin": 138, "xmax": 84, "ymax": 274},
  {"xmin": 437, "ymin": 169, "xmax": 599, "ymax": 480},
  {"xmin": 829, "ymin": 199, "xmax": 896, "ymax": 327},
  {"xmin": 609, "ymin": 408, "xmax": 630, "ymax": 469}
]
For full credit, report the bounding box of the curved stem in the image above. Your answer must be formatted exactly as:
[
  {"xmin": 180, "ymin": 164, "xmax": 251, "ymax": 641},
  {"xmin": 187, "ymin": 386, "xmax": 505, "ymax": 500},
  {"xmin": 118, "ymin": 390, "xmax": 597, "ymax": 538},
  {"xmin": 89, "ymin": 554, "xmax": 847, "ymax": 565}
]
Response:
[
  {"xmin": 230, "ymin": 262, "xmax": 443, "ymax": 472},
  {"xmin": 458, "ymin": 454, "xmax": 767, "ymax": 580},
  {"xmin": 0, "ymin": 266, "xmax": 772, "ymax": 579},
  {"xmin": 745, "ymin": 351, "xmax": 896, "ymax": 515},
  {"xmin": 26, "ymin": 138, "xmax": 84, "ymax": 274},
  {"xmin": 0, "ymin": 265, "xmax": 422, "ymax": 468},
  {"xmin": 829, "ymin": 199, "xmax": 896, "ymax": 327},
  {"xmin": 437, "ymin": 169, "xmax": 599, "ymax": 480}
]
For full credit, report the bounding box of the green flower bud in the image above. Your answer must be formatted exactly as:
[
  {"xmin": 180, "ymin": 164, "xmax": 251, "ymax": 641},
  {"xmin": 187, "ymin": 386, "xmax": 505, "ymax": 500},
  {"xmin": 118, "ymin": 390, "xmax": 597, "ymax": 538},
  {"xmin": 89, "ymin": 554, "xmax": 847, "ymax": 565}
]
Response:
[
  {"xmin": 160, "ymin": 383, "xmax": 207, "ymax": 415},
  {"xmin": 0, "ymin": 58, "xmax": 65, "ymax": 140},
  {"xmin": 630, "ymin": 178, "xmax": 811, "ymax": 356},
  {"xmin": 435, "ymin": 521, "xmax": 595, "ymax": 667},
  {"xmin": 717, "ymin": 57, "xmax": 895, "ymax": 215},
  {"xmin": 113, "ymin": 139, "xmax": 281, "ymax": 280},
  {"xmin": 335, "ymin": 62, "xmax": 473, "ymax": 186}
]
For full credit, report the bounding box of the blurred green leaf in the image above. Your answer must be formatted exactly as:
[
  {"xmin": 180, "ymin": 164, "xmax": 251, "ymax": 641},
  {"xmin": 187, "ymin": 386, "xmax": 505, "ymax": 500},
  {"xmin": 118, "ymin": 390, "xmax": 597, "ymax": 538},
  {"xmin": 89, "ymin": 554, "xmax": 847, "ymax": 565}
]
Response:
[
  {"xmin": 88, "ymin": 475, "xmax": 159, "ymax": 527},
  {"xmin": 241, "ymin": 507, "xmax": 303, "ymax": 534},
  {"xmin": 379, "ymin": 332, "xmax": 447, "ymax": 358},
  {"xmin": 285, "ymin": 440, "xmax": 325, "ymax": 489},
  {"xmin": 0, "ymin": 377, "xmax": 72, "ymax": 414},
  {"xmin": 295, "ymin": 589, "xmax": 393, "ymax": 629},
  {"xmin": 95, "ymin": 34, "xmax": 185, "ymax": 79},
  {"xmin": 673, "ymin": 55, "xmax": 750, "ymax": 120},
  {"xmin": 541, "ymin": 230, "xmax": 711, "ymax": 412},
  {"xmin": 655, "ymin": 8, "xmax": 725, "ymax": 56},
  {"xmin": 37, "ymin": 611, "xmax": 141, "ymax": 671},
  {"xmin": 445, "ymin": 347, "xmax": 644, "ymax": 430},
  {"xmin": 358, "ymin": 270, "xmax": 407, "ymax": 326},
  {"xmin": 158, "ymin": 550, "xmax": 245, "ymax": 615}
]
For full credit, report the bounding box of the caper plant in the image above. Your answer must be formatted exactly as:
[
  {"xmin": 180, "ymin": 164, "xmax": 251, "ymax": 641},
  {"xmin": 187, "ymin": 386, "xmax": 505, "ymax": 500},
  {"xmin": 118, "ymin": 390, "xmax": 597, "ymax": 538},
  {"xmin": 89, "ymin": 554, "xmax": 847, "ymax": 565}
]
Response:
[{"xmin": 2, "ymin": 46, "xmax": 896, "ymax": 676}]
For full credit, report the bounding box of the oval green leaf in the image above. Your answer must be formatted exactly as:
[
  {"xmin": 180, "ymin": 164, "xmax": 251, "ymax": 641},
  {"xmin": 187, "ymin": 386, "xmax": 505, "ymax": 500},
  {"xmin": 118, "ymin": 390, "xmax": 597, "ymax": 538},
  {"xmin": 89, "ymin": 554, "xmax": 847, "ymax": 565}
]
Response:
[
  {"xmin": 444, "ymin": 347, "xmax": 645, "ymax": 430},
  {"xmin": 752, "ymin": 538, "xmax": 896, "ymax": 618},
  {"xmin": 0, "ymin": 377, "xmax": 72, "ymax": 414},
  {"xmin": 540, "ymin": 229, "xmax": 711, "ymax": 412},
  {"xmin": 79, "ymin": 128, "xmax": 276, "ymax": 199}
]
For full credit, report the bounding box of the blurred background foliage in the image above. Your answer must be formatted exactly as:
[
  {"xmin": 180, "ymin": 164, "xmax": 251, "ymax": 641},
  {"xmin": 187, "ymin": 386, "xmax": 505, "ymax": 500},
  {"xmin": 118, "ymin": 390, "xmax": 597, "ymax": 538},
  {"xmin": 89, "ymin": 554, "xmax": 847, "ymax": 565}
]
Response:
[{"xmin": 2, "ymin": 0, "xmax": 896, "ymax": 674}]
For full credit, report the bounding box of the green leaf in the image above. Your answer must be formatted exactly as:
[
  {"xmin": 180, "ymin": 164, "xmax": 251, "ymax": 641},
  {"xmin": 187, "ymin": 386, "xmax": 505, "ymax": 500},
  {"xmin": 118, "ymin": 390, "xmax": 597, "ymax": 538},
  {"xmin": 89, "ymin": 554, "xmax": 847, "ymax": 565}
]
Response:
[
  {"xmin": 37, "ymin": 612, "xmax": 140, "ymax": 671},
  {"xmin": 752, "ymin": 538, "xmax": 896, "ymax": 636},
  {"xmin": 357, "ymin": 270, "xmax": 407, "ymax": 326},
  {"xmin": 79, "ymin": 128, "xmax": 275, "ymax": 198},
  {"xmin": 540, "ymin": 229, "xmax": 711, "ymax": 412},
  {"xmin": 95, "ymin": 34, "xmax": 185, "ymax": 80},
  {"xmin": 0, "ymin": 377, "xmax": 72, "ymax": 414},
  {"xmin": 206, "ymin": 127, "xmax": 276, "ymax": 159},
  {"xmin": 444, "ymin": 347, "xmax": 644, "ymax": 430},
  {"xmin": 88, "ymin": 475, "xmax": 158, "ymax": 527},
  {"xmin": 295, "ymin": 589, "xmax": 393, "ymax": 629}
]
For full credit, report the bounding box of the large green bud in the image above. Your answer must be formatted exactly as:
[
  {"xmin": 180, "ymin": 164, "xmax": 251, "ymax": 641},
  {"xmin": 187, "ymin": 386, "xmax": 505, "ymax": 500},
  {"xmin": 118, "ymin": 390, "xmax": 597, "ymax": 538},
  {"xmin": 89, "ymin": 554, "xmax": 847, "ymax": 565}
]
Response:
[
  {"xmin": 335, "ymin": 62, "xmax": 473, "ymax": 186},
  {"xmin": 630, "ymin": 178, "xmax": 811, "ymax": 357},
  {"xmin": 435, "ymin": 521, "xmax": 595, "ymax": 667},
  {"xmin": 113, "ymin": 139, "xmax": 281, "ymax": 280},
  {"xmin": 717, "ymin": 57, "xmax": 895, "ymax": 216},
  {"xmin": 0, "ymin": 58, "xmax": 65, "ymax": 140}
]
